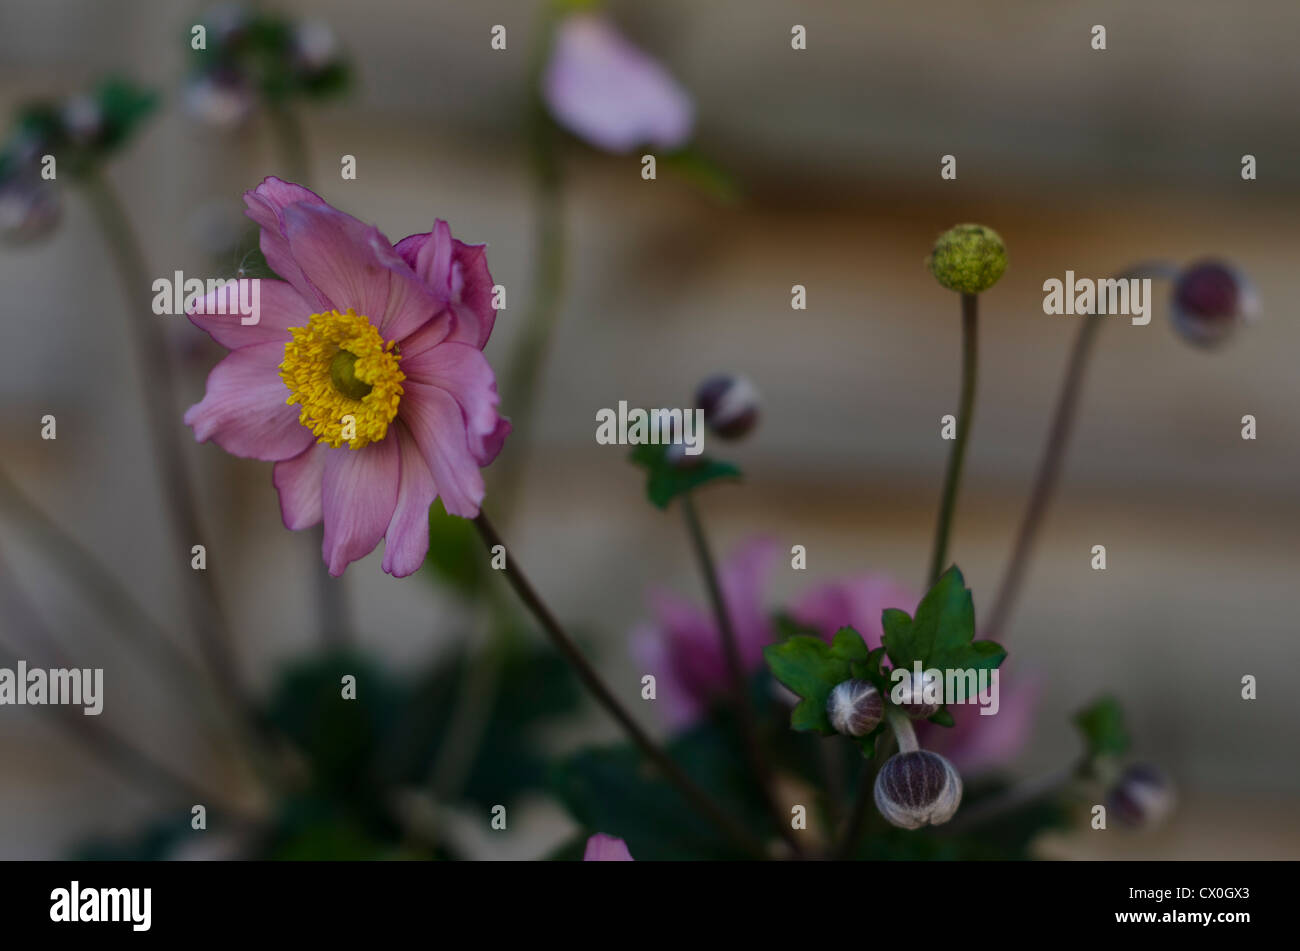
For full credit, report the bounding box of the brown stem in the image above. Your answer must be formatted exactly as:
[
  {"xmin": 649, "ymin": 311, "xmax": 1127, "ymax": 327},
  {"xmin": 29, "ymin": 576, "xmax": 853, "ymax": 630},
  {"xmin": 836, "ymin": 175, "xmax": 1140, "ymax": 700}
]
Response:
[{"xmin": 472, "ymin": 511, "xmax": 769, "ymax": 859}]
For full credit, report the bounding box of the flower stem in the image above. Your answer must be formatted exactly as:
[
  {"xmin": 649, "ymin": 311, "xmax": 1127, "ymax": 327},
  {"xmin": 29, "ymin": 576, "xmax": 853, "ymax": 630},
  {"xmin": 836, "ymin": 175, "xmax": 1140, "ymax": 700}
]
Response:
[
  {"xmin": 834, "ymin": 727, "xmax": 896, "ymax": 860},
  {"xmin": 80, "ymin": 171, "xmax": 260, "ymax": 744},
  {"xmin": 681, "ymin": 492, "xmax": 804, "ymax": 857},
  {"xmin": 927, "ymin": 293, "xmax": 979, "ymax": 587},
  {"xmin": 472, "ymin": 511, "xmax": 769, "ymax": 859},
  {"xmin": 940, "ymin": 764, "xmax": 1076, "ymax": 835},
  {"xmin": 265, "ymin": 99, "xmax": 309, "ymax": 185},
  {"xmin": 984, "ymin": 260, "xmax": 1177, "ymax": 637}
]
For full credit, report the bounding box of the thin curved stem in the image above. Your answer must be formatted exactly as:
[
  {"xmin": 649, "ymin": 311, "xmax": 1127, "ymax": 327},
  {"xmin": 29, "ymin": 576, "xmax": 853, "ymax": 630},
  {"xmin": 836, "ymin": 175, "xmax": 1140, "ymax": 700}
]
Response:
[
  {"xmin": 472, "ymin": 511, "xmax": 768, "ymax": 859},
  {"xmin": 984, "ymin": 318, "xmax": 1102, "ymax": 637},
  {"xmin": 681, "ymin": 492, "xmax": 804, "ymax": 856},
  {"xmin": 928, "ymin": 293, "xmax": 979, "ymax": 587},
  {"xmin": 985, "ymin": 261, "xmax": 1180, "ymax": 637},
  {"xmin": 79, "ymin": 171, "xmax": 259, "ymax": 742}
]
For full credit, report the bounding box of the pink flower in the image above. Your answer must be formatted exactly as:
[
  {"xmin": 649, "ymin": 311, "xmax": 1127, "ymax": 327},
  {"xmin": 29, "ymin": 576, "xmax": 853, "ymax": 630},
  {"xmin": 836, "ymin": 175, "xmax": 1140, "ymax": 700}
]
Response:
[
  {"xmin": 790, "ymin": 575, "xmax": 919, "ymax": 651},
  {"xmin": 791, "ymin": 573, "xmax": 1038, "ymax": 774},
  {"xmin": 583, "ymin": 833, "xmax": 633, "ymax": 861},
  {"xmin": 184, "ymin": 177, "xmax": 509, "ymax": 577},
  {"xmin": 631, "ymin": 537, "xmax": 778, "ymax": 729},
  {"xmin": 542, "ymin": 14, "xmax": 694, "ymax": 154}
]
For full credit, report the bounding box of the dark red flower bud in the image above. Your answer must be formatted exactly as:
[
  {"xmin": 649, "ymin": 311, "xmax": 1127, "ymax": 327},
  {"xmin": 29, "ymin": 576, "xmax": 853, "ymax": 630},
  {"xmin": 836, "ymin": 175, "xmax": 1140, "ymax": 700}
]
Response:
[
  {"xmin": 874, "ymin": 750, "xmax": 963, "ymax": 829},
  {"xmin": 1171, "ymin": 261, "xmax": 1257, "ymax": 348},
  {"xmin": 696, "ymin": 374, "xmax": 759, "ymax": 441}
]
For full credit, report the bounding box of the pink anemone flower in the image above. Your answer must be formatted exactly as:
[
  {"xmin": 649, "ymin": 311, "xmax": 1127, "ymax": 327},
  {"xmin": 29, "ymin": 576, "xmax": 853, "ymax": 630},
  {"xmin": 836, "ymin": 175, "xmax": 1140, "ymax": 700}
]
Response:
[
  {"xmin": 583, "ymin": 833, "xmax": 634, "ymax": 861},
  {"xmin": 542, "ymin": 14, "xmax": 694, "ymax": 154},
  {"xmin": 630, "ymin": 537, "xmax": 779, "ymax": 730},
  {"xmin": 184, "ymin": 177, "xmax": 509, "ymax": 577}
]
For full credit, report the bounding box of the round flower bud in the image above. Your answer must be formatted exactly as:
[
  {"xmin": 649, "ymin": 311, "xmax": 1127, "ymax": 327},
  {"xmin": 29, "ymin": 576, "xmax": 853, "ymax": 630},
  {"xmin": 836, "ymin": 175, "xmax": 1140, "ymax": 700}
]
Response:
[
  {"xmin": 664, "ymin": 441, "xmax": 704, "ymax": 470},
  {"xmin": 0, "ymin": 168, "xmax": 61, "ymax": 245},
  {"xmin": 184, "ymin": 68, "xmax": 256, "ymax": 129},
  {"xmin": 826, "ymin": 679, "xmax": 884, "ymax": 736},
  {"xmin": 892, "ymin": 668, "xmax": 941, "ymax": 719},
  {"xmin": 60, "ymin": 94, "xmax": 104, "ymax": 146},
  {"xmin": 695, "ymin": 374, "xmax": 760, "ymax": 441},
  {"xmin": 1170, "ymin": 260, "xmax": 1257, "ymax": 348},
  {"xmin": 874, "ymin": 750, "xmax": 963, "ymax": 829},
  {"xmin": 927, "ymin": 223, "xmax": 1007, "ymax": 294},
  {"xmin": 1108, "ymin": 763, "xmax": 1174, "ymax": 828},
  {"xmin": 292, "ymin": 20, "xmax": 342, "ymax": 76}
]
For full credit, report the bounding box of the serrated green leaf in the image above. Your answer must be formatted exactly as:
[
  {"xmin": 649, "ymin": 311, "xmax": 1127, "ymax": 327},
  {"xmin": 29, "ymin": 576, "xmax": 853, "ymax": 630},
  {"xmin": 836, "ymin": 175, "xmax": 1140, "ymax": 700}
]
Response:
[
  {"xmin": 1074, "ymin": 695, "xmax": 1130, "ymax": 759},
  {"xmin": 881, "ymin": 566, "xmax": 1006, "ymax": 675},
  {"xmin": 629, "ymin": 443, "xmax": 740, "ymax": 509},
  {"xmin": 763, "ymin": 635, "xmax": 848, "ymax": 735}
]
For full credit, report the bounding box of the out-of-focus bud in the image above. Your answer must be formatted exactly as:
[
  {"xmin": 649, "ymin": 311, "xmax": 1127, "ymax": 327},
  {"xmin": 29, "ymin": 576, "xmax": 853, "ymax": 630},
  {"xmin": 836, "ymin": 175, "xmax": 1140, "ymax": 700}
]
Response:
[
  {"xmin": 184, "ymin": 68, "xmax": 256, "ymax": 129},
  {"xmin": 60, "ymin": 95, "xmax": 104, "ymax": 146},
  {"xmin": 205, "ymin": 3, "xmax": 251, "ymax": 49},
  {"xmin": 1108, "ymin": 763, "xmax": 1175, "ymax": 828},
  {"xmin": 874, "ymin": 750, "xmax": 963, "ymax": 829},
  {"xmin": 927, "ymin": 223, "xmax": 1007, "ymax": 295},
  {"xmin": 292, "ymin": 20, "xmax": 341, "ymax": 76},
  {"xmin": 696, "ymin": 374, "xmax": 760, "ymax": 441},
  {"xmin": 892, "ymin": 667, "xmax": 941, "ymax": 719},
  {"xmin": 664, "ymin": 441, "xmax": 704, "ymax": 470},
  {"xmin": 1170, "ymin": 260, "xmax": 1258, "ymax": 348},
  {"xmin": 0, "ymin": 166, "xmax": 61, "ymax": 245},
  {"xmin": 827, "ymin": 679, "xmax": 884, "ymax": 736}
]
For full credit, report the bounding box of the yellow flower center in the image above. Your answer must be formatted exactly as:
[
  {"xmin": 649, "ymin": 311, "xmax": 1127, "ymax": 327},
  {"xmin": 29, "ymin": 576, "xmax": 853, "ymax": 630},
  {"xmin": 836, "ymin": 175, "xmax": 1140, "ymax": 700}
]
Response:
[{"xmin": 280, "ymin": 309, "xmax": 404, "ymax": 449}]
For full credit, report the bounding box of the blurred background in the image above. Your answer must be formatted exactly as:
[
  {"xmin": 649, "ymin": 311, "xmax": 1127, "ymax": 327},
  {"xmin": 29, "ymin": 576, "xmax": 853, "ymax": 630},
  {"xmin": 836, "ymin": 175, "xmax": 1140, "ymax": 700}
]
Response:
[{"xmin": 0, "ymin": 0, "xmax": 1297, "ymax": 859}]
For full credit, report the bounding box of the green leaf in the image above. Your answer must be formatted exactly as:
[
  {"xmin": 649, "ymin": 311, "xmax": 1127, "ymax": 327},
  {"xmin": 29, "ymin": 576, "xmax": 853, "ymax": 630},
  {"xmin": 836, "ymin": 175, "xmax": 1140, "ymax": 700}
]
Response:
[
  {"xmin": 629, "ymin": 443, "xmax": 740, "ymax": 510},
  {"xmin": 928, "ymin": 707, "xmax": 956, "ymax": 728},
  {"xmin": 423, "ymin": 497, "xmax": 487, "ymax": 595},
  {"xmin": 93, "ymin": 76, "xmax": 159, "ymax": 154},
  {"xmin": 763, "ymin": 627, "xmax": 868, "ymax": 735},
  {"xmin": 881, "ymin": 566, "xmax": 1006, "ymax": 675},
  {"xmin": 661, "ymin": 146, "xmax": 742, "ymax": 205},
  {"xmin": 1074, "ymin": 695, "xmax": 1130, "ymax": 760}
]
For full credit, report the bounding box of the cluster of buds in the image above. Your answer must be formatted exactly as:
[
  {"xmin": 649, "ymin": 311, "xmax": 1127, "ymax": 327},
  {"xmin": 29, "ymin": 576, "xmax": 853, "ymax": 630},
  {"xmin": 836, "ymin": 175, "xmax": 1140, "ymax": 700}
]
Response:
[
  {"xmin": 0, "ymin": 77, "xmax": 157, "ymax": 243},
  {"xmin": 826, "ymin": 677, "xmax": 962, "ymax": 830},
  {"xmin": 185, "ymin": 4, "xmax": 351, "ymax": 128}
]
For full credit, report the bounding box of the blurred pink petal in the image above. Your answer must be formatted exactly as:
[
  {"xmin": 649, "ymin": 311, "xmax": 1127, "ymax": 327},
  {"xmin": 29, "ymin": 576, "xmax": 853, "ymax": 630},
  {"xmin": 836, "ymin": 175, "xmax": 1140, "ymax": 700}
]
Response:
[
  {"xmin": 921, "ymin": 673, "xmax": 1042, "ymax": 775},
  {"xmin": 790, "ymin": 574, "xmax": 917, "ymax": 649},
  {"xmin": 631, "ymin": 537, "xmax": 778, "ymax": 729},
  {"xmin": 583, "ymin": 833, "xmax": 634, "ymax": 861},
  {"xmin": 542, "ymin": 14, "xmax": 694, "ymax": 154}
]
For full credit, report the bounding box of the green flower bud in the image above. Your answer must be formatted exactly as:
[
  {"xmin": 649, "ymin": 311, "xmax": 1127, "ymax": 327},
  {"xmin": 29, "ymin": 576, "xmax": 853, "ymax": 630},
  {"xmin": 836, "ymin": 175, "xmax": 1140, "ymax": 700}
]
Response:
[{"xmin": 927, "ymin": 223, "xmax": 1007, "ymax": 294}]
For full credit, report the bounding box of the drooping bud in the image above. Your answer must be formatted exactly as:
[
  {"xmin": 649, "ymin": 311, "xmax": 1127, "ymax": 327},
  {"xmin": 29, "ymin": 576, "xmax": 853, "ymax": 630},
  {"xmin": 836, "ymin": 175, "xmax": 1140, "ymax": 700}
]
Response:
[
  {"xmin": 826, "ymin": 679, "xmax": 884, "ymax": 736},
  {"xmin": 927, "ymin": 223, "xmax": 1007, "ymax": 294},
  {"xmin": 892, "ymin": 667, "xmax": 941, "ymax": 719},
  {"xmin": 184, "ymin": 68, "xmax": 256, "ymax": 129},
  {"xmin": 292, "ymin": 20, "xmax": 342, "ymax": 76},
  {"xmin": 695, "ymin": 374, "xmax": 760, "ymax": 441},
  {"xmin": 0, "ymin": 166, "xmax": 61, "ymax": 245},
  {"xmin": 60, "ymin": 95, "xmax": 104, "ymax": 146},
  {"xmin": 1108, "ymin": 763, "xmax": 1175, "ymax": 828},
  {"xmin": 874, "ymin": 750, "xmax": 963, "ymax": 829},
  {"xmin": 1170, "ymin": 260, "xmax": 1257, "ymax": 348}
]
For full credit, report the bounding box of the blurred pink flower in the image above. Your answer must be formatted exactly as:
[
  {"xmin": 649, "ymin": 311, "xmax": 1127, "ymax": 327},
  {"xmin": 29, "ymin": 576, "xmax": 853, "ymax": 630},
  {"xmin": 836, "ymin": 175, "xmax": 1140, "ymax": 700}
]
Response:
[
  {"xmin": 631, "ymin": 537, "xmax": 778, "ymax": 729},
  {"xmin": 790, "ymin": 575, "xmax": 918, "ymax": 650},
  {"xmin": 790, "ymin": 573, "xmax": 1037, "ymax": 774},
  {"xmin": 185, "ymin": 177, "xmax": 509, "ymax": 577},
  {"xmin": 542, "ymin": 14, "xmax": 694, "ymax": 153},
  {"xmin": 583, "ymin": 833, "xmax": 633, "ymax": 861}
]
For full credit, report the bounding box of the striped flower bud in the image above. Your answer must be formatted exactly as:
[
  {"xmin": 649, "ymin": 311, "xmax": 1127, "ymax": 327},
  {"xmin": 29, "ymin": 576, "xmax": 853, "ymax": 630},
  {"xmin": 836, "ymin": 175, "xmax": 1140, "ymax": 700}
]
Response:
[
  {"xmin": 874, "ymin": 750, "xmax": 963, "ymax": 829},
  {"xmin": 826, "ymin": 679, "xmax": 884, "ymax": 736},
  {"xmin": 892, "ymin": 668, "xmax": 941, "ymax": 719},
  {"xmin": 1170, "ymin": 260, "xmax": 1257, "ymax": 348},
  {"xmin": 1108, "ymin": 763, "xmax": 1175, "ymax": 828},
  {"xmin": 695, "ymin": 374, "xmax": 760, "ymax": 441}
]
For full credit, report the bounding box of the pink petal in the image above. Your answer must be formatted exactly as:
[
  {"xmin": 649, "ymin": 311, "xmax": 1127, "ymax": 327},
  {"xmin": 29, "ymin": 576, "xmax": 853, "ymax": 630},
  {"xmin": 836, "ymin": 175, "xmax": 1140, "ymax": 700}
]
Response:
[
  {"xmin": 922, "ymin": 673, "xmax": 1042, "ymax": 775},
  {"xmin": 402, "ymin": 341, "xmax": 508, "ymax": 465},
  {"xmin": 394, "ymin": 309, "xmax": 454, "ymax": 360},
  {"xmin": 186, "ymin": 278, "xmax": 313, "ymax": 351},
  {"xmin": 272, "ymin": 442, "xmax": 328, "ymax": 530},
  {"xmin": 243, "ymin": 177, "xmax": 330, "ymax": 310},
  {"xmin": 320, "ymin": 435, "xmax": 401, "ymax": 576},
  {"xmin": 395, "ymin": 222, "xmax": 497, "ymax": 348},
  {"xmin": 542, "ymin": 14, "xmax": 694, "ymax": 154},
  {"xmin": 381, "ymin": 422, "xmax": 438, "ymax": 577},
  {"xmin": 791, "ymin": 575, "xmax": 917, "ymax": 650},
  {"xmin": 630, "ymin": 620, "xmax": 705, "ymax": 731},
  {"xmin": 717, "ymin": 536, "xmax": 779, "ymax": 669},
  {"xmin": 280, "ymin": 203, "xmax": 437, "ymax": 343},
  {"xmin": 398, "ymin": 381, "xmax": 485, "ymax": 518},
  {"xmin": 184, "ymin": 341, "xmax": 314, "ymax": 461},
  {"xmin": 583, "ymin": 833, "xmax": 634, "ymax": 861}
]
